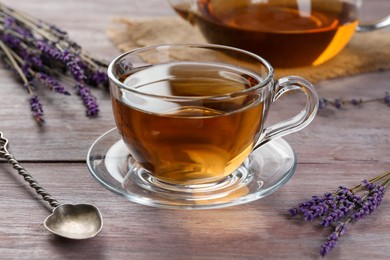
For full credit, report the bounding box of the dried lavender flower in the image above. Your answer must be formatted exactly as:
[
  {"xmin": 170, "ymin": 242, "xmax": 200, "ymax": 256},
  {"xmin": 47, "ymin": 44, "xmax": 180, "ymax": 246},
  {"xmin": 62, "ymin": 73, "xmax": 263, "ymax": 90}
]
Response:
[
  {"xmin": 89, "ymin": 70, "xmax": 109, "ymax": 87},
  {"xmin": 29, "ymin": 95, "xmax": 44, "ymax": 125},
  {"xmin": 75, "ymin": 84, "xmax": 99, "ymax": 117},
  {"xmin": 35, "ymin": 72, "xmax": 70, "ymax": 95},
  {"xmin": 319, "ymin": 222, "xmax": 347, "ymax": 257},
  {"xmin": 0, "ymin": 2, "xmax": 109, "ymax": 125},
  {"xmin": 385, "ymin": 92, "xmax": 390, "ymax": 106},
  {"xmin": 319, "ymin": 94, "xmax": 390, "ymax": 110},
  {"xmin": 289, "ymin": 171, "xmax": 390, "ymax": 257}
]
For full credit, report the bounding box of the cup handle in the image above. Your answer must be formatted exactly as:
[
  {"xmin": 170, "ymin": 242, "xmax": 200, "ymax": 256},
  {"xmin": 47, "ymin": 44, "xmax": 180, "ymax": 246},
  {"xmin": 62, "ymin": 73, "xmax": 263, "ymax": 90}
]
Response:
[
  {"xmin": 356, "ymin": 15, "xmax": 390, "ymax": 32},
  {"xmin": 253, "ymin": 76, "xmax": 319, "ymax": 150}
]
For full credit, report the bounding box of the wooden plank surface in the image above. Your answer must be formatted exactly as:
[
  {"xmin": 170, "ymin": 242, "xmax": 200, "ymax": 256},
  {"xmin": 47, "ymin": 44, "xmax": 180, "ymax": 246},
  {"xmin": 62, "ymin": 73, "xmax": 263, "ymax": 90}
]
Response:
[{"xmin": 0, "ymin": 0, "xmax": 389, "ymax": 259}]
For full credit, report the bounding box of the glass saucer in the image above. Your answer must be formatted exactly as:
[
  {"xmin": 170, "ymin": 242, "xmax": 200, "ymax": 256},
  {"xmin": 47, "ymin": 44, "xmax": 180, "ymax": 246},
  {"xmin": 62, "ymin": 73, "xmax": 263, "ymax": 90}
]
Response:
[{"xmin": 87, "ymin": 128, "xmax": 297, "ymax": 210}]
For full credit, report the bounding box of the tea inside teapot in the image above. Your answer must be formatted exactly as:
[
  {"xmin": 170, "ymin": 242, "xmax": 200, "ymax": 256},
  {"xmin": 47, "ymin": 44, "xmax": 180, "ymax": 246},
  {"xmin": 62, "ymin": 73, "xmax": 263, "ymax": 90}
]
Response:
[{"xmin": 170, "ymin": 0, "xmax": 360, "ymax": 67}]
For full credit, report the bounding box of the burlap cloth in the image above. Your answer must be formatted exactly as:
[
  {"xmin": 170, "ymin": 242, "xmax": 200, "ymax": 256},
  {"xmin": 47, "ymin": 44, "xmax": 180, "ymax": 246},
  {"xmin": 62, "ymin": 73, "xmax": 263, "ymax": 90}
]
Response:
[{"xmin": 107, "ymin": 17, "xmax": 390, "ymax": 82}]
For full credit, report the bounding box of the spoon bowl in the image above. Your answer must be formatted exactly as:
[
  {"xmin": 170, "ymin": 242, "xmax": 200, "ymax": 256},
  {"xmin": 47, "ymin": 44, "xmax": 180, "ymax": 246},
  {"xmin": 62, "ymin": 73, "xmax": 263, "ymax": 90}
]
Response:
[{"xmin": 44, "ymin": 204, "xmax": 103, "ymax": 239}]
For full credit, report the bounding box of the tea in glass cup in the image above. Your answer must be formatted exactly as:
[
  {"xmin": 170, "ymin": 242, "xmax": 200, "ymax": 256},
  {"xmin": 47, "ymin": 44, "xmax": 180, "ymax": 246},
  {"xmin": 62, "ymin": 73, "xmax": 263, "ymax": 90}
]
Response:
[
  {"xmin": 169, "ymin": 0, "xmax": 390, "ymax": 67},
  {"xmin": 112, "ymin": 63, "xmax": 264, "ymax": 185},
  {"xmin": 107, "ymin": 44, "xmax": 318, "ymax": 207}
]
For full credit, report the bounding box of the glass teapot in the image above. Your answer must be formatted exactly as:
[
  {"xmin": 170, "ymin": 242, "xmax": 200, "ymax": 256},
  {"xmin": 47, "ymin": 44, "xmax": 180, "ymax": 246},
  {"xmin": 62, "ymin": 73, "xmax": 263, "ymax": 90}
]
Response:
[{"xmin": 168, "ymin": 0, "xmax": 390, "ymax": 68}]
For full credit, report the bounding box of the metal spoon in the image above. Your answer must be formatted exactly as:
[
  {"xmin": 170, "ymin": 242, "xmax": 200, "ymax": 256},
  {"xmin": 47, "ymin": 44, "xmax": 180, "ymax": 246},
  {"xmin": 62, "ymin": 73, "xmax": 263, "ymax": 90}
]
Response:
[{"xmin": 0, "ymin": 131, "xmax": 103, "ymax": 239}]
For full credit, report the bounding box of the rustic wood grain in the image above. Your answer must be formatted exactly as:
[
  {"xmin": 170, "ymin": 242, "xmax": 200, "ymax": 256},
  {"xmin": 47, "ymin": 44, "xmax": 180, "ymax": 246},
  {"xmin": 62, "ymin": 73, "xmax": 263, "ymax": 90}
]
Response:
[{"xmin": 0, "ymin": 0, "xmax": 389, "ymax": 259}]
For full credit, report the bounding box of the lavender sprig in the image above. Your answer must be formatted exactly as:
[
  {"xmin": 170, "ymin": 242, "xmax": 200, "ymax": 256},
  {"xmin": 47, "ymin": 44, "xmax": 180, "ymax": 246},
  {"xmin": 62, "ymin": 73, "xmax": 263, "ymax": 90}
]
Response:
[
  {"xmin": 289, "ymin": 171, "xmax": 390, "ymax": 257},
  {"xmin": 319, "ymin": 93, "xmax": 390, "ymax": 110},
  {"xmin": 75, "ymin": 84, "xmax": 99, "ymax": 117},
  {"xmin": 35, "ymin": 72, "xmax": 70, "ymax": 95},
  {"xmin": 0, "ymin": 3, "xmax": 109, "ymax": 125},
  {"xmin": 29, "ymin": 95, "xmax": 44, "ymax": 125}
]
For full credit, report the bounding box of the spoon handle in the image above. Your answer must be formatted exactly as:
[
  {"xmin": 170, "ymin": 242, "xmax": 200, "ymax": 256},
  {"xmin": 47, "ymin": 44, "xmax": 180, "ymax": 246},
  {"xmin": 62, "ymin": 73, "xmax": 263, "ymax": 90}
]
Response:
[{"xmin": 0, "ymin": 132, "xmax": 60, "ymax": 208}]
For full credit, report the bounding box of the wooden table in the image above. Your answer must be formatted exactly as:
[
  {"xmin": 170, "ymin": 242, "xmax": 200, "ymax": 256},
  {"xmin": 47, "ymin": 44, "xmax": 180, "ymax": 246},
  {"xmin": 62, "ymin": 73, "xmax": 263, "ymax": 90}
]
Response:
[{"xmin": 0, "ymin": 0, "xmax": 389, "ymax": 259}]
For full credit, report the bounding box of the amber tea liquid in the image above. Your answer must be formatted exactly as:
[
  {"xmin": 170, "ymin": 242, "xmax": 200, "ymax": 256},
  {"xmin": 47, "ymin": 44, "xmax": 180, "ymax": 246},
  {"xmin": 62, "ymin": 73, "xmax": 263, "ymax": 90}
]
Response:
[
  {"xmin": 175, "ymin": 0, "xmax": 359, "ymax": 67},
  {"xmin": 111, "ymin": 62, "xmax": 264, "ymax": 185}
]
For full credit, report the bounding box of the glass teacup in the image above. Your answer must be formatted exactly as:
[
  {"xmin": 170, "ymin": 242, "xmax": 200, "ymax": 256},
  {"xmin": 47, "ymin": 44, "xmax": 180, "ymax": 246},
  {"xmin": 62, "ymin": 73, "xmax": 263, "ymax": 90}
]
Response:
[
  {"xmin": 168, "ymin": 0, "xmax": 390, "ymax": 67},
  {"xmin": 107, "ymin": 44, "xmax": 318, "ymax": 208}
]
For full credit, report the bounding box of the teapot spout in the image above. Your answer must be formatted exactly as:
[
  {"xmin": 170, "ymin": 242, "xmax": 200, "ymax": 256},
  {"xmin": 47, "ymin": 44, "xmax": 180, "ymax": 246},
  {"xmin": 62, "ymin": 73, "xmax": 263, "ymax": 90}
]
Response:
[{"xmin": 168, "ymin": 0, "xmax": 196, "ymax": 25}]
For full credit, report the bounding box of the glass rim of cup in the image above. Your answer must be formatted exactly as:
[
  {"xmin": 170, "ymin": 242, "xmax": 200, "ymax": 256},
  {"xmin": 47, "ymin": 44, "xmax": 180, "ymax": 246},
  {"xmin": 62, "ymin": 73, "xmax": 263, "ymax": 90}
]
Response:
[{"xmin": 107, "ymin": 43, "xmax": 275, "ymax": 100}]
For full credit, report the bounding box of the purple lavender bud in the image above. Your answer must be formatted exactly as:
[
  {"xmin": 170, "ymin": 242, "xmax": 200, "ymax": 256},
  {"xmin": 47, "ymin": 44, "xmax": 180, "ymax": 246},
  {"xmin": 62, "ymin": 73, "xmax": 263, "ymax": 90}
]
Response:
[
  {"xmin": 14, "ymin": 25, "xmax": 34, "ymax": 38},
  {"xmin": 29, "ymin": 95, "xmax": 44, "ymax": 124},
  {"xmin": 67, "ymin": 60, "xmax": 85, "ymax": 82},
  {"xmin": 17, "ymin": 50, "xmax": 44, "ymax": 74},
  {"xmin": 61, "ymin": 49, "xmax": 74, "ymax": 62},
  {"xmin": 334, "ymin": 98, "xmax": 342, "ymax": 109},
  {"xmin": 75, "ymin": 84, "xmax": 99, "ymax": 117},
  {"xmin": 337, "ymin": 186, "xmax": 349, "ymax": 194},
  {"xmin": 318, "ymin": 98, "xmax": 327, "ymax": 109},
  {"xmin": 49, "ymin": 24, "xmax": 68, "ymax": 36},
  {"xmin": 367, "ymin": 185, "xmax": 385, "ymax": 208},
  {"xmin": 30, "ymin": 55, "xmax": 43, "ymax": 68},
  {"xmin": 69, "ymin": 41, "xmax": 81, "ymax": 50},
  {"xmin": 21, "ymin": 63, "xmax": 31, "ymax": 76},
  {"xmin": 351, "ymin": 99, "xmax": 362, "ymax": 106},
  {"xmin": 324, "ymin": 192, "xmax": 333, "ymax": 199},
  {"xmin": 336, "ymin": 222, "xmax": 348, "ymax": 236},
  {"xmin": 1, "ymin": 33, "xmax": 21, "ymax": 48},
  {"xmin": 3, "ymin": 15, "xmax": 34, "ymax": 38},
  {"xmin": 3, "ymin": 16, "xmax": 16, "ymax": 28},
  {"xmin": 37, "ymin": 42, "xmax": 86, "ymax": 82},
  {"xmin": 90, "ymin": 71, "xmax": 109, "ymax": 87},
  {"xmin": 289, "ymin": 208, "xmax": 298, "ymax": 217},
  {"xmin": 61, "ymin": 49, "xmax": 86, "ymax": 82},
  {"xmin": 328, "ymin": 233, "xmax": 339, "ymax": 241},
  {"xmin": 384, "ymin": 93, "xmax": 390, "ymax": 106},
  {"xmin": 35, "ymin": 72, "xmax": 70, "ymax": 95},
  {"xmin": 35, "ymin": 19, "xmax": 66, "ymax": 35},
  {"xmin": 362, "ymin": 179, "xmax": 375, "ymax": 190},
  {"xmin": 37, "ymin": 41, "xmax": 63, "ymax": 60},
  {"xmin": 303, "ymin": 210, "xmax": 315, "ymax": 222},
  {"xmin": 320, "ymin": 233, "xmax": 338, "ymax": 257}
]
